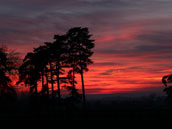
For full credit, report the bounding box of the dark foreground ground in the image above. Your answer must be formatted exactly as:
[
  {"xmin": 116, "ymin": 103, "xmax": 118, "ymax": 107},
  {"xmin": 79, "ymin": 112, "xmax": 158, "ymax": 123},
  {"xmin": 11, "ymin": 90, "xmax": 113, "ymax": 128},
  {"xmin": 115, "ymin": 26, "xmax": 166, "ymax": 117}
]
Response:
[{"xmin": 0, "ymin": 95, "xmax": 172, "ymax": 129}]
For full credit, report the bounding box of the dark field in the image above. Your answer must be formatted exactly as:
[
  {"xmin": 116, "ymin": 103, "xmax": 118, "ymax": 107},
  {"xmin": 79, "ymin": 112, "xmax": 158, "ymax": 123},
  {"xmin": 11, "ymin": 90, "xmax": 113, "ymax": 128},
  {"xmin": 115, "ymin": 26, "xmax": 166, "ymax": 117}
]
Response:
[{"xmin": 0, "ymin": 95, "xmax": 172, "ymax": 129}]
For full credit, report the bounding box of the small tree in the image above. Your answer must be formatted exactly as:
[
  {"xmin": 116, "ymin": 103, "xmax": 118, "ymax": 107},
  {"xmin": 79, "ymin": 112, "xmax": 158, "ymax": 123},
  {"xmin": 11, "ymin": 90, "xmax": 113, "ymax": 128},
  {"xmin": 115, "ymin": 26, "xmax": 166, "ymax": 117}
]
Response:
[
  {"xmin": 162, "ymin": 74, "xmax": 172, "ymax": 100},
  {"xmin": 0, "ymin": 47, "xmax": 18, "ymax": 102}
]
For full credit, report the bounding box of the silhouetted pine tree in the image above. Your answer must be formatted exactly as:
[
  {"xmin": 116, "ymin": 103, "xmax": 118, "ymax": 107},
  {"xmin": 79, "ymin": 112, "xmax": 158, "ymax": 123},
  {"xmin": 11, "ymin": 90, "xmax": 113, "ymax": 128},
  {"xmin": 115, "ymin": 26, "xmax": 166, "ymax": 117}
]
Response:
[
  {"xmin": 44, "ymin": 41, "xmax": 66, "ymax": 100},
  {"xmin": 66, "ymin": 27, "xmax": 95, "ymax": 104},
  {"xmin": 53, "ymin": 35, "xmax": 67, "ymax": 101},
  {"xmin": 17, "ymin": 52, "xmax": 41, "ymax": 95},
  {"xmin": 33, "ymin": 45, "xmax": 50, "ymax": 96}
]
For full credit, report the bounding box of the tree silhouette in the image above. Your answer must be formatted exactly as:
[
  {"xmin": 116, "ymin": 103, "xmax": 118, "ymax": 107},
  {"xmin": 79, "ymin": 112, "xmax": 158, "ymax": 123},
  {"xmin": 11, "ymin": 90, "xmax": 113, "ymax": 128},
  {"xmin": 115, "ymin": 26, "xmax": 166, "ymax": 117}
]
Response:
[
  {"xmin": 33, "ymin": 45, "xmax": 50, "ymax": 96},
  {"xmin": 66, "ymin": 27, "xmax": 95, "ymax": 104},
  {"xmin": 0, "ymin": 47, "xmax": 17, "ymax": 102},
  {"xmin": 44, "ymin": 39, "xmax": 67, "ymax": 100},
  {"xmin": 44, "ymin": 42, "xmax": 56, "ymax": 98},
  {"xmin": 162, "ymin": 75, "xmax": 169, "ymax": 87},
  {"xmin": 162, "ymin": 74, "xmax": 172, "ymax": 102},
  {"xmin": 48, "ymin": 35, "xmax": 67, "ymax": 101},
  {"xmin": 17, "ymin": 52, "xmax": 41, "ymax": 95},
  {"xmin": 18, "ymin": 27, "xmax": 95, "ymax": 104},
  {"xmin": 64, "ymin": 67, "xmax": 80, "ymax": 101}
]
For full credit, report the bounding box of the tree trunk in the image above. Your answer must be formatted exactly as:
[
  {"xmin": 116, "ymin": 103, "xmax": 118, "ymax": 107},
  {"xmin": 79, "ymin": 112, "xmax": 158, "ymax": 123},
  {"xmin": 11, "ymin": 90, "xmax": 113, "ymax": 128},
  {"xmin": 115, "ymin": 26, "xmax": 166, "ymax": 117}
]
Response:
[
  {"xmin": 72, "ymin": 65, "xmax": 75, "ymax": 98},
  {"xmin": 81, "ymin": 68, "xmax": 86, "ymax": 104},
  {"xmin": 50, "ymin": 62, "xmax": 54, "ymax": 98},
  {"xmin": 56, "ymin": 64, "xmax": 61, "ymax": 101},
  {"xmin": 45, "ymin": 70, "xmax": 49, "ymax": 95},
  {"xmin": 41, "ymin": 70, "xmax": 44, "ymax": 95}
]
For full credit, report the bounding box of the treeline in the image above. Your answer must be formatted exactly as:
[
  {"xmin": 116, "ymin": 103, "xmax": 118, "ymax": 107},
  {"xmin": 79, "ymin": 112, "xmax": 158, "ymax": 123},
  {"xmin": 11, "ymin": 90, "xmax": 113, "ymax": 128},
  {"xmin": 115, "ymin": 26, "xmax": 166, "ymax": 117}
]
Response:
[{"xmin": 0, "ymin": 27, "xmax": 95, "ymax": 104}]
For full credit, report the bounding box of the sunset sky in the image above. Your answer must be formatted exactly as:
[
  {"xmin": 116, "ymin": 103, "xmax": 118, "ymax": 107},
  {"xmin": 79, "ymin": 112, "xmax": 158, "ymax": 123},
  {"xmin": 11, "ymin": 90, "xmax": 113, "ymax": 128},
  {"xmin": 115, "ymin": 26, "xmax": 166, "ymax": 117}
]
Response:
[{"xmin": 1, "ymin": 0, "xmax": 172, "ymax": 95}]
